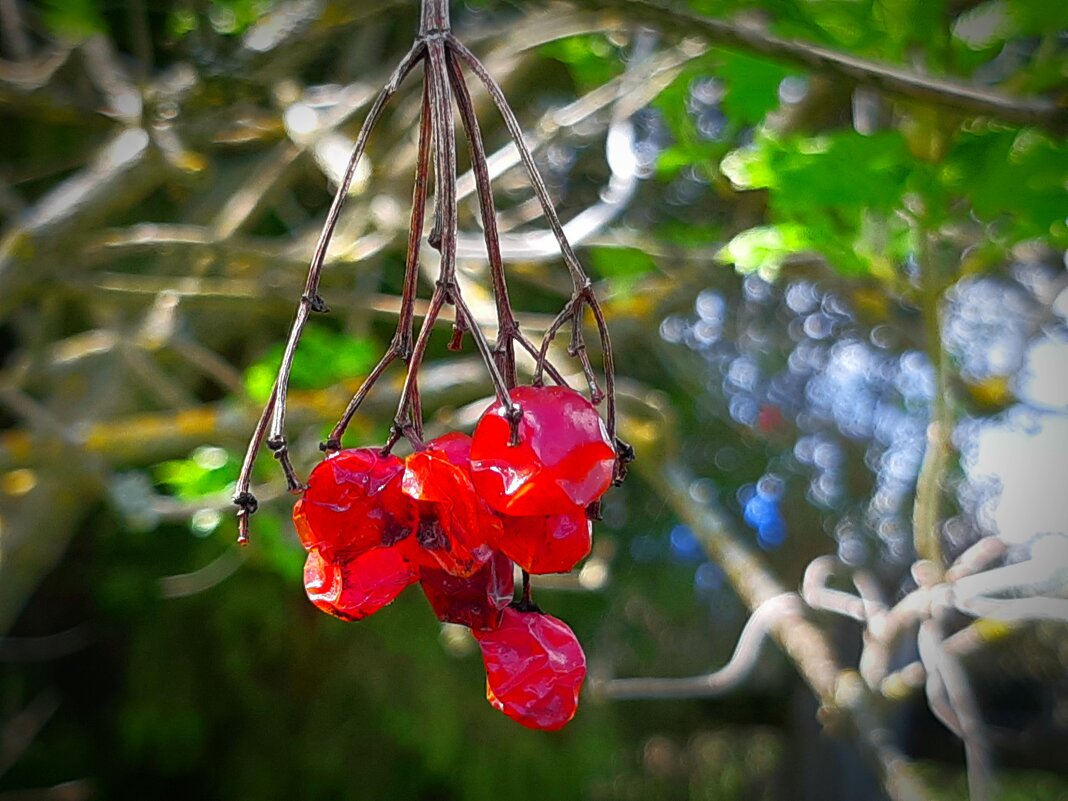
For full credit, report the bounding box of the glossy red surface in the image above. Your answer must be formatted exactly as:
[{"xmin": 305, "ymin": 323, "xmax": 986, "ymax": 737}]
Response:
[
  {"xmin": 293, "ymin": 448, "xmax": 415, "ymax": 560},
  {"xmin": 474, "ymin": 607, "xmax": 587, "ymax": 731},
  {"xmin": 470, "ymin": 385, "xmax": 616, "ymax": 516},
  {"xmin": 303, "ymin": 546, "xmax": 418, "ymax": 621},
  {"xmin": 402, "ymin": 440, "xmax": 502, "ymax": 577},
  {"xmin": 424, "ymin": 430, "xmax": 473, "ymax": 468},
  {"xmin": 499, "ymin": 510, "xmax": 592, "ymax": 574},
  {"xmin": 419, "ymin": 549, "xmax": 514, "ymax": 630}
]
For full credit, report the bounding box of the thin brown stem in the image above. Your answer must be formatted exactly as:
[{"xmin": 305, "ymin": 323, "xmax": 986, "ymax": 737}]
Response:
[
  {"xmin": 326, "ymin": 80, "xmax": 435, "ymax": 449},
  {"xmin": 234, "ymin": 43, "xmax": 424, "ymax": 539},
  {"xmin": 394, "ymin": 287, "xmax": 447, "ymax": 436},
  {"xmin": 446, "ymin": 47, "xmax": 519, "ymax": 388},
  {"xmin": 426, "ymin": 36, "xmax": 516, "ymax": 419},
  {"xmin": 266, "ymin": 43, "xmax": 425, "ymax": 456},
  {"xmin": 452, "ymin": 290, "xmax": 516, "ymax": 409},
  {"xmin": 513, "ymin": 330, "xmax": 570, "ymax": 387},
  {"xmin": 233, "ymin": 383, "xmax": 274, "ymax": 544},
  {"xmin": 419, "ymin": 0, "xmax": 450, "ymax": 35},
  {"xmin": 447, "ymin": 36, "xmax": 619, "ymax": 442},
  {"xmin": 447, "ymin": 36, "xmax": 588, "ymax": 286}
]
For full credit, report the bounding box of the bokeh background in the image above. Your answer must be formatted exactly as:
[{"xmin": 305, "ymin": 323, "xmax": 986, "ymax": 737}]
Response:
[{"xmin": 1, "ymin": 0, "xmax": 1066, "ymax": 799}]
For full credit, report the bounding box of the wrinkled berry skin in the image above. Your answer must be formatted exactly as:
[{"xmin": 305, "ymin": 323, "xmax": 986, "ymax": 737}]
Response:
[
  {"xmin": 474, "ymin": 607, "xmax": 587, "ymax": 731},
  {"xmin": 402, "ymin": 435, "xmax": 502, "ymax": 577},
  {"xmin": 420, "ymin": 549, "xmax": 514, "ymax": 630},
  {"xmin": 471, "ymin": 385, "xmax": 616, "ymax": 517},
  {"xmin": 294, "ymin": 448, "xmax": 415, "ymax": 560},
  {"xmin": 500, "ymin": 511, "xmax": 592, "ymax": 574},
  {"xmin": 303, "ymin": 546, "xmax": 418, "ymax": 621}
]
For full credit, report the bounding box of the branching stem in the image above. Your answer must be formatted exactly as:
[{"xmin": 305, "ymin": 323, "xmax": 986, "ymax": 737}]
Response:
[{"xmin": 234, "ymin": 0, "xmax": 627, "ymax": 544}]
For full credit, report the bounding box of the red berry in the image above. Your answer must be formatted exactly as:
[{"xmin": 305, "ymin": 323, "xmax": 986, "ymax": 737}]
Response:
[
  {"xmin": 423, "ymin": 430, "xmax": 473, "ymax": 468},
  {"xmin": 303, "ymin": 546, "xmax": 417, "ymax": 621},
  {"xmin": 420, "ymin": 549, "xmax": 514, "ymax": 630},
  {"xmin": 474, "ymin": 607, "xmax": 587, "ymax": 731},
  {"xmin": 402, "ymin": 436, "xmax": 503, "ymax": 577},
  {"xmin": 294, "ymin": 448, "xmax": 415, "ymax": 560},
  {"xmin": 470, "ymin": 385, "xmax": 616, "ymax": 517},
  {"xmin": 500, "ymin": 511, "xmax": 592, "ymax": 574}
]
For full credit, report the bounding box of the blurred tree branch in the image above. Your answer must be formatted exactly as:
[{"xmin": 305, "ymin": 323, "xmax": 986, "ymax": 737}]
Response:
[
  {"xmin": 623, "ymin": 460, "xmax": 938, "ymax": 801},
  {"xmin": 571, "ymin": 0, "xmax": 1068, "ymax": 132}
]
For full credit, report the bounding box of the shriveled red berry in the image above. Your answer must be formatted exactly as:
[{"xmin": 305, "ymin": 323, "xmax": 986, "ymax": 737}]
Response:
[
  {"xmin": 420, "ymin": 549, "xmax": 514, "ymax": 630},
  {"xmin": 471, "ymin": 385, "xmax": 616, "ymax": 517},
  {"xmin": 303, "ymin": 546, "xmax": 417, "ymax": 621},
  {"xmin": 474, "ymin": 607, "xmax": 587, "ymax": 731},
  {"xmin": 294, "ymin": 448, "xmax": 415, "ymax": 560},
  {"xmin": 500, "ymin": 511, "xmax": 592, "ymax": 574},
  {"xmin": 402, "ymin": 436, "xmax": 503, "ymax": 577}
]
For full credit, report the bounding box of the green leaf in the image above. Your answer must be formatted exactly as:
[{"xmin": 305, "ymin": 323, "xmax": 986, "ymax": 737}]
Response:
[
  {"xmin": 589, "ymin": 246, "xmax": 658, "ymax": 279},
  {"xmin": 717, "ymin": 52, "xmax": 797, "ymax": 126},
  {"xmin": 41, "ymin": 0, "xmax": 106, "ymax": 37},
  {"xmin": 721, "ymin": 130, "xmax": 916, "ymax": 276},
  {"xmin": 942, "ymin": 126, "xmax": 1068, "ymax": 247},
  {"xmin": 539, "ymin": 34, "xmax": 624, "ymax": 92},
  {"xmin": 651, "ymin": 53, "xmax": 738, "ymax": 178},
  {"xmin": 717, "ymin": 223, "xmax": 812, "ymax": 277},
  {"xmin": 244, "ymin": 327, "xmax": 379, "ymax": 403},
  {"xmin": 155, "ymin": 446, "xmax": 238, "ymax": 501},
  {"xmin": 724, "ymin": 131, "xmax": 912, "ymax": 212}
]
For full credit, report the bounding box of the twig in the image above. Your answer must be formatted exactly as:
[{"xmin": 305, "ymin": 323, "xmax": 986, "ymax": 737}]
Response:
[
  {"xmin": 638, "ymin": 461, "xmax": 938, "ymax": 801},
  {"xmin": 802, "ymin": 555, "xmax": 867, "ymax": 622},
  {"xmin": 0, "ymin": 359, "xmax": 490, "ymax": 472},
  {"xmin": 325, "ymin": 79, "xmax": 434, "ymax": 449},
  {"xmin": 0, "ymin": 626, "xmax": 92, "ymax": 663},
  {"xmin": 448, "ymin": 36, "xmax": 621, "ymax": 444},
  {"xmin": 158, "ymin": 548, "xmax": 247, "ymax": 599},
  {"xmin": 913, "ymin": 228, "xmax": 952, "ymax": 568},
  {"xmin": 604, "ymin": 593, "xmax": 799, "ymax": 699},
  {"xmin": 447, "ymin": 47, "xmax": 518, "ymax": 387},
  {"xmin": 263, "ymin": 41, "xmax": 426, "ymax": 472},
  {"xmin": 918, "ymin": 619, "xmax": 994, "ymax": 801}
]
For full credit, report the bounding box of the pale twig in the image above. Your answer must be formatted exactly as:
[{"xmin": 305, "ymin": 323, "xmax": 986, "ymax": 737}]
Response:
[
  {"xmin": 852, "ymin": 569, "xmax": 888, "ymax": 620},
  {"xmin": 918, "ymin": 619, "xmax": 994, "ymax": 801},
  {"xmin": 158, "ymin": 548, "xmax": 247, "ymax": 599},
  {"xmin": 879, "ymin": 622, "xmax": 1010, "ymax": 700},
  {"xmin": 80, "ymin": 35, "xmax": 142, "ymax": 124},
  {"xmin": 636, "ymin": 462, "xmax": 937, "ymax": 801},
  {"xmin": 0, "ymin": 0, "xmax": 31, "ymax": 61},
  {"xmin": 802, "ymin": 555, "xmax": 867, "ymax": 622},
  {"xmin": 603, "ymin": 593, "xmax": 799, "ymax": 699}
]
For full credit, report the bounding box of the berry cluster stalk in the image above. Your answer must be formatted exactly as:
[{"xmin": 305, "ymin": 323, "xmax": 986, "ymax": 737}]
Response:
[{"xmin": 233, "ymin": 0, "xmax": 631, "ymax": 544}]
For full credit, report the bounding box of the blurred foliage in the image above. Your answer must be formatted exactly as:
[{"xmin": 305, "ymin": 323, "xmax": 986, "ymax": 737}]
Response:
[
  {"xmin": 243, "ymin": 328, "xmax": 378, "ymax": 403},
  {"xmin": 2, "ymin": 0, "xmax": 1067, "ymax": 799}
]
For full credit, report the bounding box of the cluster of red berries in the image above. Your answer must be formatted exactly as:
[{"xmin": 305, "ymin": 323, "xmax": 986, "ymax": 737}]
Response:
[{"xmin": 292, "ymin": 385, "xmax": 617, "ymax": 730}]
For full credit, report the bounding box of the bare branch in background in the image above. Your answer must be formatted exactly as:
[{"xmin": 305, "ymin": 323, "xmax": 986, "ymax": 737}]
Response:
[
  {"xmin": 603, "ymin": 592, "xmax": 799, "ymax": 699},
  {"xmin": 575, "ymin": 0, "xmax": 1067, "ymax": 132},
  {"xmin": 629, "ymin": 461, "xmax": 938, "ymax": 801}
]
